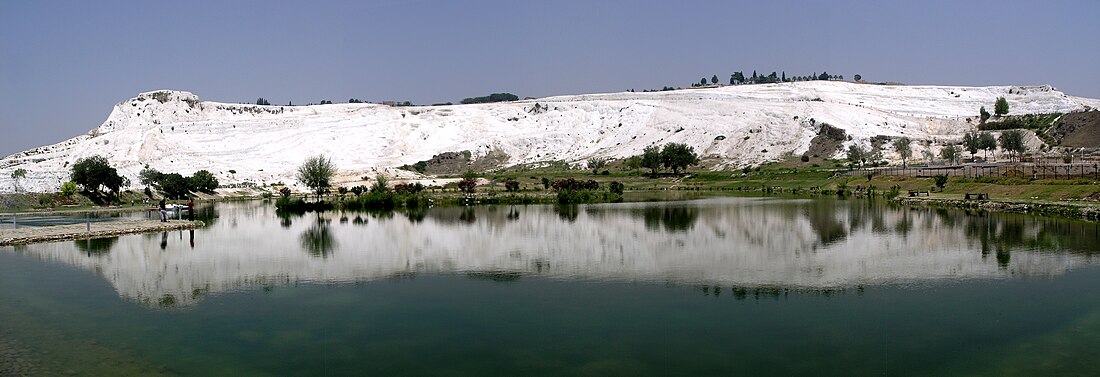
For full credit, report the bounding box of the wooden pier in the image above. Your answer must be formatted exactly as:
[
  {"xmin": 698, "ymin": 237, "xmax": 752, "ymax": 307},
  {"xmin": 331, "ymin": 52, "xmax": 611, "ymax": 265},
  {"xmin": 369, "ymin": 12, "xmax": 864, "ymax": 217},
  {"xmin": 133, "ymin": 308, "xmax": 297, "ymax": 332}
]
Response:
[{"xmin": 0, "ymin": 220, "xmax": 203, "ymax": 246}]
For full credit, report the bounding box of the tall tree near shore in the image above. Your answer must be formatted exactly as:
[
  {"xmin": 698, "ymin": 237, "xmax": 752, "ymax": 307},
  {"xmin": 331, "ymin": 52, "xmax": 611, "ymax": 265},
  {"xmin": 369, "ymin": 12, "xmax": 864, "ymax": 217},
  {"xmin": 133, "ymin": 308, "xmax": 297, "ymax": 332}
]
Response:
[
  {"xmin": 892, "ymin": 137, "xmax": 913, "ymax": 167},
  {"xmin": 296, "ymin": 155, "xmax": 336, "ymax": 200},
  {"xmin": 711, "ymin": 75, "xmax": 718, "ymax": 85},
  {"xmin": 641, "ymin": 145, "xmax": 662, "ymax": 176}
]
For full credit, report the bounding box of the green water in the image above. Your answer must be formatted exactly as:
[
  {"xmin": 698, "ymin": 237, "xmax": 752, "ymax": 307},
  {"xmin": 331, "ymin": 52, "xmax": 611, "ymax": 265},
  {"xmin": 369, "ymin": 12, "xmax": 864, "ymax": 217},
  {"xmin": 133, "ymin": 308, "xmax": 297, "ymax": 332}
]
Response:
[{"xmin": 3, "ymin": 197, "xmax": 1100, "ymax": 375}]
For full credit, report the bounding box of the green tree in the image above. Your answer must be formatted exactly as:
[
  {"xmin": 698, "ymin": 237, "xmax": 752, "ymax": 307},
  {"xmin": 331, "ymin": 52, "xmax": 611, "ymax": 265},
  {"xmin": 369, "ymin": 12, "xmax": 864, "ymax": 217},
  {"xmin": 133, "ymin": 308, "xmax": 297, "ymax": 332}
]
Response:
[
  {"xmin": 10, "ymin": 168, "xmax": 27, "ymax": 192},
  {"xmin": 139, "ymin": 167, "xmax": 163, "ymax": 188},
  {"xmin": 978, "ymin": 132, "xmax": 998, "ymax": 160},
  {"xmin": 700, "ymin": 77, "xmax": 707, "ymax": 86},
  {"xmin": 609, "ymin": 181, "xmax": 625, "ymax": 195},
  {"xmin": 296, "ymin": 155, "xmax": 336, "ymax": 200},
  {"xmin": 256, "ymin": 98, "xmax": 270, "ymax": 106},
  {"xmin": 854, "ymin": 74, "xmax": 862, "ymax": 81},
  {"xmin": 189, "ymin": 170, "xmax": 219, "ymax": 193},
  {"xmin": 979, "ymin": 106, "xmax": 991, "ymax": 123},
  {"xmin": 659, "ymin": 143, "xmax": 700, "ymax": 174},
  {"xmin": 994, "ymin": 97, "xmax": 1009, "ymax": 116},
  {"xmin": 370, "ymin": 174, "xmax": 389, "ymax": 193},
  {"xmin": 940, "ymin": 144, "xmax": 961, "ymax": 165},
  {"xmin": 711, "ymin": 75, "xmax": 718, "ymax": 84},
  {"xmin": 998, "ymin": 130, "xmax": 1027, "ymax": 161},
  {"xmin": 159, "ymin": 173, "xmax": 190, "ymax": 199},
  {"xmin": 641, "ymin": 145, "xmax": 662, "ymax": 175},
  {"xmin": 892, "ymin": 137, "xmax": 912, "ymax": 167},
  {"xmin": 61, "ymin": 181, "xmax": 78, "ymax": 197},
  {"xmin": 847, "ymin": 145, "xmax": 866, "ymax": 167},
  {"xmin": 962, "ymin": 131, "xmax": 980, "ymax": 158},
  {"xmin": 70, "ymin": 155, "xmax": 126, "ymax": 198},
  {"xmin": 587, "ymin": 157, "xmax": 609, "ymax": 174}
]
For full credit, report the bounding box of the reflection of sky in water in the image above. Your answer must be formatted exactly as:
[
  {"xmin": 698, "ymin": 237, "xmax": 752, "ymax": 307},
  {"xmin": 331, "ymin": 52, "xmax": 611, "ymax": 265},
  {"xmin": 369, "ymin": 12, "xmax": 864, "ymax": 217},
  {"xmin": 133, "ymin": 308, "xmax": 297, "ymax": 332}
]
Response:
[{"xmin": 8, "ymin": 198, "xmax": 1100, "ymax": 307}]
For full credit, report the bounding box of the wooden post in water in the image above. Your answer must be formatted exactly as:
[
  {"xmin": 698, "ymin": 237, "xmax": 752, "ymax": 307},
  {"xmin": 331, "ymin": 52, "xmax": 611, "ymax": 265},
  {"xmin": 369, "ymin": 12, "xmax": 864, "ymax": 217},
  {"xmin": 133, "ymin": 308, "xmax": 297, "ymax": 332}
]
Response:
[{"xmin": 86, "ymin": 212, "xmax": 90, "ymax": 233}]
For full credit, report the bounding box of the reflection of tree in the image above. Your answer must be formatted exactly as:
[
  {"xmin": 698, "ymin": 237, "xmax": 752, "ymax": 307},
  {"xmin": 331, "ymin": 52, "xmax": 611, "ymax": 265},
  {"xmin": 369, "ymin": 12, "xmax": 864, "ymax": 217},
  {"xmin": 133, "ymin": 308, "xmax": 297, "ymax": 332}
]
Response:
[
  {"xmin": 405, "ymin": 208, "xmax": 426, "ymax": 223},
  {"xmin": 466, "ymin": 271, "xmax": 522, "ymax": 282},
  {"xmin": 459, "ymin": 207, "xmax": 477, "ymax": 224},
  {"xmin": 352, "ymin": 215, "xmax": 367, "ymax": 226},
  {"xmin": 641, "ymin": 206, "xmax": 698, "ymax": 232},
  {"xmin": 506, "ymin": 207, "xmax": 520, "ymax": 221},
  {"xmin": 277, "ymin": 210, "xmax": 304, "ymax": 228},
  {"xmin": 556, "ymin": 205, "xmax": 579, "ymax": 223},
  {"xmin": 299, "ymin": 220, "xmax": 337, "ymax": 258},
  {"xmin": 803, "ymin": 205, "xmax": 847, "ymax": 246},
  {"xmin": 74, "ymin": 237, "xmax": 118, "ymax": 255},
  {"xmin": 191, "ymin": 204, "xmax": 219, "ymax": 227}
]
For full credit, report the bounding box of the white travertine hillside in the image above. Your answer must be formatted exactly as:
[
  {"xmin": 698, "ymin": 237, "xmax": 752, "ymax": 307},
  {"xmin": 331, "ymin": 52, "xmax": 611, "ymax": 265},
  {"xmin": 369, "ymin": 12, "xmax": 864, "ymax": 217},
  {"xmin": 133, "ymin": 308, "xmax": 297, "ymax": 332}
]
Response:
[{"xmin": 2, "ymin": 81, "xmax": 1098, "ymax": 193}]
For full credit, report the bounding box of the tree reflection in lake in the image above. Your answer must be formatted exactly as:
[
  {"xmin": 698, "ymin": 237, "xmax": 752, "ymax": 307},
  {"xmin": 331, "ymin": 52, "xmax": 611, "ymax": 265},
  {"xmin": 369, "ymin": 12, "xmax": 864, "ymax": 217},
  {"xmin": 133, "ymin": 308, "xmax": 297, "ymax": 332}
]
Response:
[
  {"xmin": 73, "ymin": 237, "xmax": 118, "ymax": 255},
  {"xmin": 299, "ymin": 215, "xmax": 336, "ymax": 258},
  {"xmin": 640, "ymin": 205, "xmax": 699, "ymax": 232}
]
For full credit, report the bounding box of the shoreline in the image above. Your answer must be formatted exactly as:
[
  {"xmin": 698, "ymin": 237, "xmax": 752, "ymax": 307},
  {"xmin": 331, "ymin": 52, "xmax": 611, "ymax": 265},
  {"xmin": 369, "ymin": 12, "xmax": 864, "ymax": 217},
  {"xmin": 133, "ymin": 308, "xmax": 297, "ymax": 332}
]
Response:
[{"xmin": 894, "ymin": 196, "xmax": 1100, "ymax": 221}]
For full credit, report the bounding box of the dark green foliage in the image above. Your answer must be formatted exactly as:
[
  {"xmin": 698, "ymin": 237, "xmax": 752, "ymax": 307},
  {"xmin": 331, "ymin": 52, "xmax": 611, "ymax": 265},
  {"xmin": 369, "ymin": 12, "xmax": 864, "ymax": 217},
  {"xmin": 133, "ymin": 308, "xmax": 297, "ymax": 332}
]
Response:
[
  {"xmin": 394, "ymin": 182, "xmax": 425, "ymax": 194},
  {"xmin": 998, "ymin": 130, "xmax": 1027, "ymax": 161},
  {"xmin": 349, "ymin": 185, "xmax": 365, "ymax": 196},
  {"xmin": 934, "ymin": 175, "xmax": 948, "ymax": 189},
  {"xmin": 159, "ymin": 173, "xmax": 190, "ymax": 199},
  {"xmin": 504, "ymin": 179, "xmax": 520, "ymax": 192},
  {"xmin": 189, "ymin": 170, "xmax": 218, "ymax": 193},
  {"xmin": 854, "ymin": 74, "xmax": 862, "ymax": 81},
  {"xmin": 711, "ymin": 75, "xmax": 718, "ymax": 84},
  {"xmin": 978, "ymin": 113, "xmax": 1061, "ymax": 131},
  {"xmin": 319, "ymin": 100, "xmax": 333, "ymax": 105},
  {"xmin": 10, "ymin": 168, "xmax": 26, "ymax": 180},
  {"xmin": 962, "ymin": 131, "xmax": 980, "ymax": 157},
  {"xmin": 660, "ymin": 143, "xmax": 699, "ymax": 174},
  {"xmin": 609, "ymin": 181, "xmax": 624, "ymax": 195},
  {"xmin": 279, "ymin": 187, "xmax": 292, "ymax": 198},
  {"xmin": 980, "ymin": 106, "xmax": 991, "ymax": 123},
  {"xmin": 995, "ymin": 96, "xmax": 1009, "ymax": 116},
  {"xmin": 818, "ymin": 72, "xmax": 830, "ymax": 81},
  {"xmin": 551, "ymin": 178, "xmax": 599, "ymax": 192},
  {"xmin": 460, "ymin": 93, "xmax": 519, "ymax": 104},
  {"xmin": 800, "ymin": 154, "xmax": 810, "ymax": 162},
  {"xmin": 399, "ymin": 161, "xmax": 428, "ymax": 173},
  {"xmin": 70, "ymin": 155, "xmax": 126, "ymax": 197},
  {"xmin": 540, "ymin": 177, "xmax": 550, "ymax": 189},
  {"xmin": 641, "ymin": 145, "xmax": 662, "ymax": 175},
  {"xmin": 256, "ymin": 98, "xmax": 270, "ymax": 106},
  {"xmin": 700, "ymin": 77, "xmax": 707, "ymax": 86},
  {"xmin": 348, "ymin": 98, "xmax": 364, "ymax": 103},
  {"xmin": 143, "ymin": 186, "xmax": 153, "ymax": 198}
]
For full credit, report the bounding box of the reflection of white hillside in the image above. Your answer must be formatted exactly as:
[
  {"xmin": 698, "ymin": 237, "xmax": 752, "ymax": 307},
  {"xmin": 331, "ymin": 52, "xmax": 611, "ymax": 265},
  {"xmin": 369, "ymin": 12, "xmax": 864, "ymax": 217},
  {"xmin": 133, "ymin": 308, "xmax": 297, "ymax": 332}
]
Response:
[{"xmin": 13, "ymin": 199, "xmax": 1096, "ymax": 307}]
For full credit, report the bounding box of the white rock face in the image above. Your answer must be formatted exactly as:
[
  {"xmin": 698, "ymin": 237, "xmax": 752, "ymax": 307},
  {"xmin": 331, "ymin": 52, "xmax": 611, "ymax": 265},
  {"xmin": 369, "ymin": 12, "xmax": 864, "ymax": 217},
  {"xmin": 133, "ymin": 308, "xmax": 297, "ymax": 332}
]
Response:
[{"xmin": 2, "ymin": 82, "xmax": 1098, "ymax": 193}]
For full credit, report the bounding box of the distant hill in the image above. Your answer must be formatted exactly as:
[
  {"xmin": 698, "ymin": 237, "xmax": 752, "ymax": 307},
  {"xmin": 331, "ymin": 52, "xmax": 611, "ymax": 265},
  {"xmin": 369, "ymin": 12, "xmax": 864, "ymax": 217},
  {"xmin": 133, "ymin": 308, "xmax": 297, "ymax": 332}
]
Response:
[{"xmin": 2, "ymin": 82, "xmax": 1098, "ymax": 193}]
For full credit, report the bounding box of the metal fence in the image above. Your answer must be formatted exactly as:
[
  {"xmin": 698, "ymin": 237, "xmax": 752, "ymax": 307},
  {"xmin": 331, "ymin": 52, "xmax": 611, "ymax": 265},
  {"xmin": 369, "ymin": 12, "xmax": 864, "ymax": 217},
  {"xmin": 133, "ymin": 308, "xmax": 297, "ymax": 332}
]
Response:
[{"xmin": 841, "ymin": 163, "xmax": 1100, "ymax": 180}]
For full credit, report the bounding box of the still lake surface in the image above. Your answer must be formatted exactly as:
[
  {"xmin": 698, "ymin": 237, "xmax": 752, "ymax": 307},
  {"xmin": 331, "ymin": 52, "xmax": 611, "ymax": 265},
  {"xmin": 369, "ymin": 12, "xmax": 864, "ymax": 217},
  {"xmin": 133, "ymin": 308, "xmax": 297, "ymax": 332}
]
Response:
[{"xmin": 3, "ymin": 197, "xmax": 1100, "ymax": 375}]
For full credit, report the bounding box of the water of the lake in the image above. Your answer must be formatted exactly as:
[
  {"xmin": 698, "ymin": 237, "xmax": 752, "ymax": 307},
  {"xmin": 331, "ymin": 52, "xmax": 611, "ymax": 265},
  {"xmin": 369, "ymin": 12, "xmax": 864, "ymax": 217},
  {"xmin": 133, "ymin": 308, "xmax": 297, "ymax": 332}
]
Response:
[{"xmin": 3, "ymin": 197, "xmax": 1100, "ymax": 376}]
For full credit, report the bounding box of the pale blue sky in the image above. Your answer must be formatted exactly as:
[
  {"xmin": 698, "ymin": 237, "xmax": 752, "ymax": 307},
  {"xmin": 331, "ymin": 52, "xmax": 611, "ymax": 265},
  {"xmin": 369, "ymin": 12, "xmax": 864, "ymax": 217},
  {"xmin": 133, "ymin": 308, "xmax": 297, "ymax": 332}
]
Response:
[{"xmin": 2, "ymin": 0, "xmax": 1098, "ymax": 156}]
